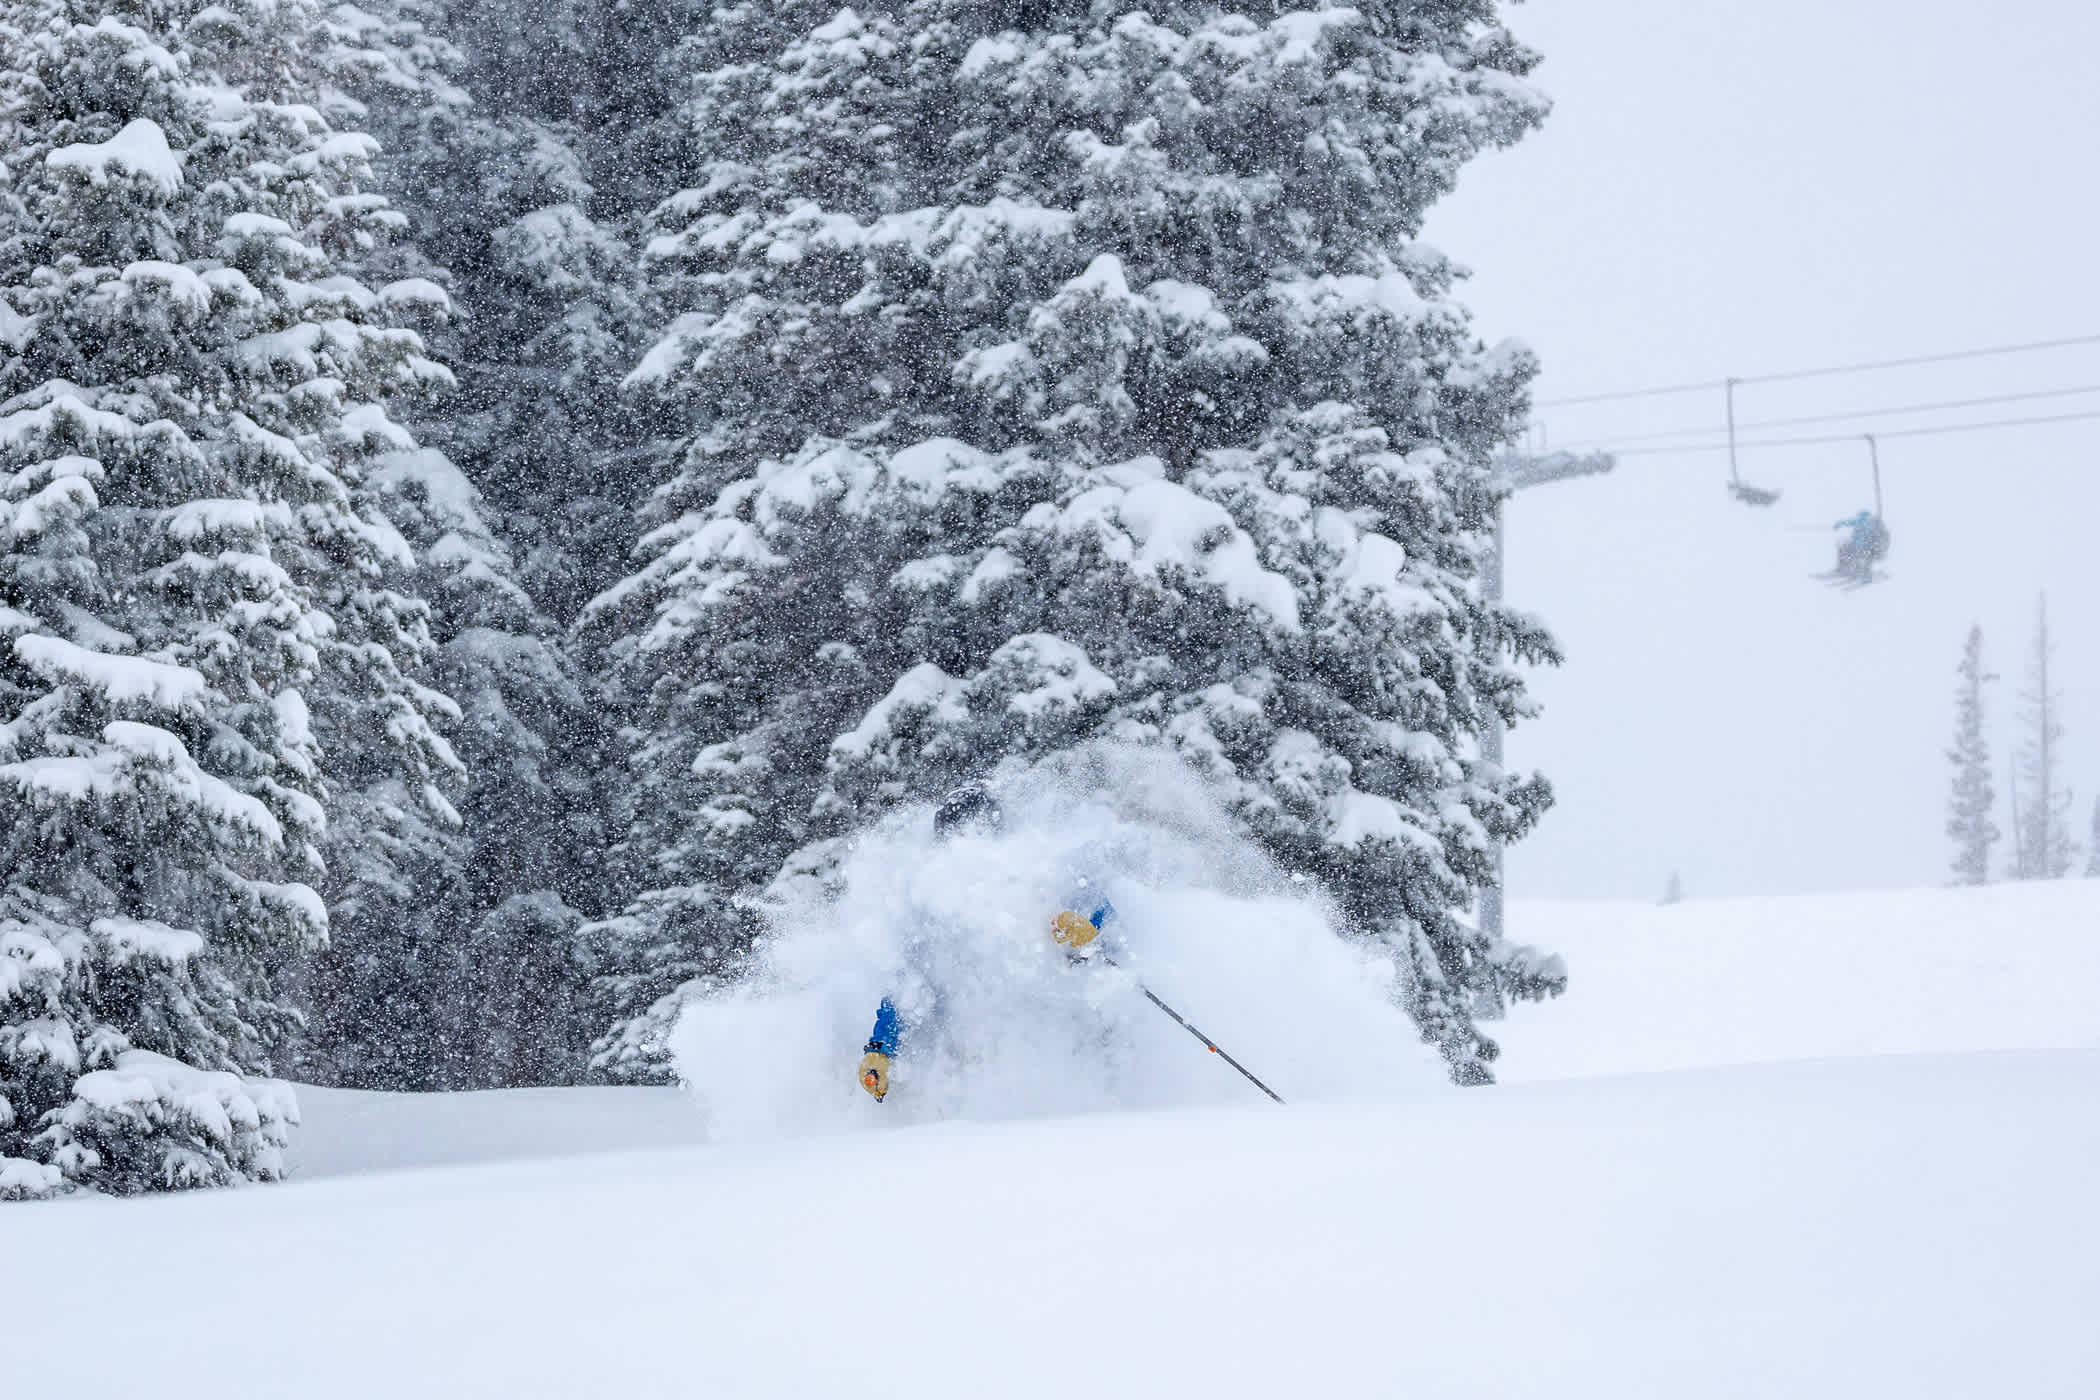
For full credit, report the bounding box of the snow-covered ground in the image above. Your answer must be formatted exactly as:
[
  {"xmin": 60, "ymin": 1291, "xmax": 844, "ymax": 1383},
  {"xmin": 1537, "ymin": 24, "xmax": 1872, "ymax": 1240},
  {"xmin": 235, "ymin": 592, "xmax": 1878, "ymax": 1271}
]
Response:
[
  {"xmin": 1496, "ymin": 880, "xmax": 2100, "ymax": 1079},
  {"xmin": 285, "ymin": 1083, "xmax": 706, "ymax": 1179},
  {"xmin": 10, "ymin": 883, "xmax": 2098, "ymax": 1399}
]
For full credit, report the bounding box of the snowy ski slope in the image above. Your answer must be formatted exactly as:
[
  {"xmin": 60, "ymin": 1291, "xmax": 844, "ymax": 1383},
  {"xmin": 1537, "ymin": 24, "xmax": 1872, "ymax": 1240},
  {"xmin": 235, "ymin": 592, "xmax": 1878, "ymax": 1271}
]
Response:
[
  {"xmin": 1495, "ymin": 880, "xmax": 2100, "ymax": 1080},
  {"xmin": 8, "ymin": 883, "xmax": 2097, "ymax": 1399}
]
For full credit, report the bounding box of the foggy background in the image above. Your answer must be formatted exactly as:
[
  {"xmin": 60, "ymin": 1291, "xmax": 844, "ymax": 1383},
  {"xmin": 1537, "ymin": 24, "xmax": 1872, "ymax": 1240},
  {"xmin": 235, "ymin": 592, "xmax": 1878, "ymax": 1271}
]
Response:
[{"xmin": 1425, "ymin": 0, "xmax": 2100, "ymax": 899}]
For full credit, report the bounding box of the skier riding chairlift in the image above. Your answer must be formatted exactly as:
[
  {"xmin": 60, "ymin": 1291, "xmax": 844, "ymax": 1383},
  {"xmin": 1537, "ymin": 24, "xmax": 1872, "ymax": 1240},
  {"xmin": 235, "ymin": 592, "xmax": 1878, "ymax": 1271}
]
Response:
[
  {"xmin": 1822, "ymin": 435, "xmax": 1893, "ymax": 589},
  {"xmin": 1831, "ymin": 509, "xmax": 1890, "ymax": 586}
]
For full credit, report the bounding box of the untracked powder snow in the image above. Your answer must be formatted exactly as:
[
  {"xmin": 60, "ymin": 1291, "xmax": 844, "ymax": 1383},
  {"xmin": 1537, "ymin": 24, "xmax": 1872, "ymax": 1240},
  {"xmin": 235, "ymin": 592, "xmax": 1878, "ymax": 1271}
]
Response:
[{"xmin": 11, "ymin": 883, "xmax": 2098, "ymax": 1399}]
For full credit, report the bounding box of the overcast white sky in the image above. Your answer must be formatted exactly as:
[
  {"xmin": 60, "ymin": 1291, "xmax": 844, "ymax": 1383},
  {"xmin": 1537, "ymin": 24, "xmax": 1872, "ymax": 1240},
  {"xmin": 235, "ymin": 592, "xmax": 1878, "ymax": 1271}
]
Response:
[{"xmin": 1422, "ymin": 0, "xmax": 2100, "ymax": 899}]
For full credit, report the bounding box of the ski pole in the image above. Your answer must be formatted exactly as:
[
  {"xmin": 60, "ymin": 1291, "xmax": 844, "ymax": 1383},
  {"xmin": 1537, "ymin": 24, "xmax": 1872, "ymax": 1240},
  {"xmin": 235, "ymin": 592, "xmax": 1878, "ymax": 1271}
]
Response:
[{"xmin": 1099, "ymin": 955, "xmax": 1285, "ymax": 1105}]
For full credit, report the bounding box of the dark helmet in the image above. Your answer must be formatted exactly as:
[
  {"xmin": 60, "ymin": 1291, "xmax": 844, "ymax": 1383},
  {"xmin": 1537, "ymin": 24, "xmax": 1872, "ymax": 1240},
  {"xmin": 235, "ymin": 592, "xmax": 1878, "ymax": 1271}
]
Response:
[{"xmin": 933, "ymin": 782, "xmax": 1003, "ymax": 839}]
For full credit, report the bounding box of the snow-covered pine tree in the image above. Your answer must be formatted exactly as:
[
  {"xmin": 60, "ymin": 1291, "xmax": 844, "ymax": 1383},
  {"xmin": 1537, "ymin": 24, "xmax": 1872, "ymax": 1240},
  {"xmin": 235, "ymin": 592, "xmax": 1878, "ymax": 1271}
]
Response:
[
  {"xmin": 0, "ymin": 0, "xmax": 463, "ymax": 1185},
  {"xmin": 1945, "ymin": 623, "xmax": 1996, "ymax": 886},
  {"xmin": 307, "ymin": 0, "xmax": 680, "ymax": 1086},
  {"xmin": 294, "ymin": 403, "xmax": 604, "ymax": 1087},
  {"xmin": 282, "ymin": 2, "xmax": 609, "ymax": 1089},
  {"xmin": 2012, "ymin": 594, "xmax": 2074, "ymax": 880},
  {"xmin": 323, "ymin": 0, "xmax": 685, "ymax": 623},
  {"xmin": 2087, "ymin": 798, "xmax": 2100, "ymax": 879},
  {"xmin": 589, "ymin": 2, "xmax": 1563, "ymax": 1084},
  {"xmin": 325, "ymin": 401, "xmax": 602, "ymax": 1087}
]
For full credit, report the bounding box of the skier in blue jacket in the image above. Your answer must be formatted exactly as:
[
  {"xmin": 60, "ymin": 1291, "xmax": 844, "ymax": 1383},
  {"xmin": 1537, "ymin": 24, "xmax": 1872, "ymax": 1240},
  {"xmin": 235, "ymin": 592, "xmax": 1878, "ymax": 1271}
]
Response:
[
  {"xmin": 1833, "ymin": 509, "xmax": 1890, "ymax": 583},
  {"xmin": 857, "ymin": 782, "xmax": 1117, "ymax": 1102}
]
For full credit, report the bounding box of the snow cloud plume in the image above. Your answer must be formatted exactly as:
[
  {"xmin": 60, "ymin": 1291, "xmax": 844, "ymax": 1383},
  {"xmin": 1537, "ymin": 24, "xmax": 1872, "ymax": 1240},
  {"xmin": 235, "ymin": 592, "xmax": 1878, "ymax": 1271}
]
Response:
[{"xmin": 674, "ymin": 748, "xmax": 1443, "ymax": 1141}]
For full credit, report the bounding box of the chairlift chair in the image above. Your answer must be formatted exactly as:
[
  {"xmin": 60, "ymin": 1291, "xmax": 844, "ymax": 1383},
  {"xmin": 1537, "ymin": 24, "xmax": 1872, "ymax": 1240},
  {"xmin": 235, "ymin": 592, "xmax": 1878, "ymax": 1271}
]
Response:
[{"xmin": 1725, "ymin": 377, "xmax": 1783, "ymax": 506}]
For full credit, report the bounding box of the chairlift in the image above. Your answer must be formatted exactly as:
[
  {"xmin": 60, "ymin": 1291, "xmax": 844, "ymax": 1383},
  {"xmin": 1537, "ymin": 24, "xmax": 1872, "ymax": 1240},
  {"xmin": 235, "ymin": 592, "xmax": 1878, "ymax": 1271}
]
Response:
[
  {"xmin": 1821, "ymin": 434, "xmax": 1891, "ymax": 590},
  {"xmin": 1724, "ymin": 377, "xmax": 1783, "ymax": 506}
]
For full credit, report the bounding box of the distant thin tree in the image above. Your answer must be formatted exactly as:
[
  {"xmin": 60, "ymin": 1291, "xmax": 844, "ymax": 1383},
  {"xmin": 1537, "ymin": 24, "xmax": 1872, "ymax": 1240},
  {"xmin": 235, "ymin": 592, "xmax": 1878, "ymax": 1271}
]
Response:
[
  {"xmin": 1659, "ymin": 871, "xmax": 1685, "ymax": 905},
  {"xmin": 2087, "ymin": 798, "xmax": 2100, "ymax": 878},
  {"xmin": 2007, "ymin": 757, "xmax": 2026, "ymax": 874},
  {"xmin": 1945, "ymin": 625, "xmax": 1997, "ymax": 885},
  {"xmin": 2012, "ymin": 596, "xmax": 2075, "ymax": 879}
]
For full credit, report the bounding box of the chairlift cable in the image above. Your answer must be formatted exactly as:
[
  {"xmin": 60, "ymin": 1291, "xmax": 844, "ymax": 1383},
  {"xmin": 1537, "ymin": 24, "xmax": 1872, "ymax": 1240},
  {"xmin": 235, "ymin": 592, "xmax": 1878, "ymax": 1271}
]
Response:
[
  {"xmin": 1605, "ymin": 406, "xmax": 2100, "ymax": 457},
  {"xmin": 1549, "ymin": 382, "xmax": 2100, "ymax": 452},
  {"xmin": 1536, "ymin": 333, "xmax": 2100, "ymax": 408}
]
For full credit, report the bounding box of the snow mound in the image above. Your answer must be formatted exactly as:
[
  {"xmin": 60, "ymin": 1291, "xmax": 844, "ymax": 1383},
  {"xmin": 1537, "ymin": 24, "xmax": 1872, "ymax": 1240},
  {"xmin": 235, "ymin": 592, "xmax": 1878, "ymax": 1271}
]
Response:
[
  {"xmin": 675, "ymin": 754, "xmax": 1440, "ymax": 1139},
  {"xmin": 40, "ymin": 1050, "xmax": 298, "ymax": 1193},
  {"xmin": 46, "ymin": 118, "xmax": 184, "ymax": 193},
  {"xmin": 1497, "ymin": 882, "xmax": 2100, "ymax": 1080},
  {"xmin": 286, "ymin": 1084, "xmax": 706, "ymax": 1180},
  {"xmin": 0, "ymin": 1154, "xmax": 64, "ymax": 1201}
]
